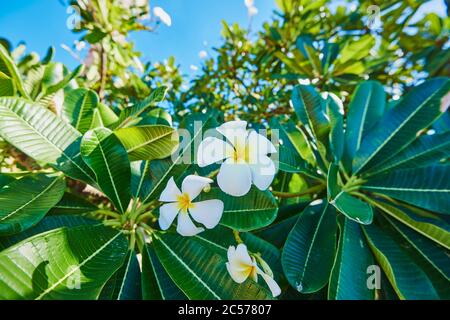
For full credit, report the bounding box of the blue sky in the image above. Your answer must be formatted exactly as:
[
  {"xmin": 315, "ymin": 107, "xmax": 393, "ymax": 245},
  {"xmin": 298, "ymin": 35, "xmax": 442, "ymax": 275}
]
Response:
[
  {"xmin": 0, "ymin": 0, "xmax": 446, "ymax": 76},
  {"xmin": 0, "ymin": 0, "xmax": 275, "ymax": 74}
]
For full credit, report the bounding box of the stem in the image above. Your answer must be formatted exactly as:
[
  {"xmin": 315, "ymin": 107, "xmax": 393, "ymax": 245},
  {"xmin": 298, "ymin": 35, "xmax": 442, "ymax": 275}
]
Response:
[
  {"xmin": 271, "ymin": 184, "xmax": 324, "ymax": 199},
  {"xmin": 136, "ymin": 211, "xmax": 155, "ymax": 223},
  {"xmin": 96, "ymin": 209, "xmax": 121, "ymax": 219},
  {"xmin": 233, "ymin": 230, "xmax": 243, "ymax": 244}
]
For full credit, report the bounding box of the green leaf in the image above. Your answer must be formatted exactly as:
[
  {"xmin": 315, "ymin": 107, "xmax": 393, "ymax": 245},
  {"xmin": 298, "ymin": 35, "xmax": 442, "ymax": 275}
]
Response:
[
  {"xmin": 291, "ymin": 85, "xmax": 329, "ymax": 143},
  {"xmin": 138, "ymin": 108, "xmax": 172, "ymax": 126},
  {"xmin": 62, "ymin": 88, "xmax": 98, "ymax": 134},
  {"xmin": 363, "ymin": 166, "xmax": 450, "ymax": 215},
  {"xmin": 328, "ymin": 216, "xmax": 375, "ymax": 300},
  {"xmin": 97, "ymin": 103, "xmax": 119, "ymax": 127},
  {"xmin": 0, "ymin": 97, "xmax": 95, "ymax": 184},
  {"xmin": 99, "ymin": 251, "xmax": 142, "ymax": 300},
  {"xmin": 386, "ymin": 217, "xmax": 449, "ymax": 281},
  {"xmin": 327, "ymin": 163, "xmax": 340, "ymax": 200},
  {"xmin": 81, "ymin": 128, "xmax": 131, "ymax": 213},
  {"xmin": 325, "ymin": 95, "xmax": 344, "ymax": 162},
  {"xmin": 115, "ymin": 125, "xmax": 178, "ymax": 161},
  {"xmin": 198, "ymin": 187, "xmax": 278, "ymax": 232},
  {"xmin": 0, "ymin": 44, "xmax": 28, "ymax": 98},
  {"xmin": 363, "ymin": 222, "xmax": 439, "ymax": 299},
  {"xmin": 276, "ymin": 144, "xmax": 306, "ymax": 173},
  {"xmin": 153, "ymin": 233, "xmax": 273, "ymax": 300},
  {"xmin": 0, "ymin": 224, "xmax": 128, "ymax": 299},
  {"xmin": 48, "ymin": 192, "xmax": 97, "ymax": 216},
  {"xmin": 0, "ymin": 215, "xmax": 98, "ymax": 250},
  {"xmin": 141, "ymin": 244, "xmax": 186, "ymax": 300},
  {"xmin": 330, "ymin": 191, "xmax": 373, "ymax": 225},
  {"xmin": 282, "ymin": 201, "xmax": 337, "ymax": 293},
  {"xmin": 0, "ymin": 173, "xmax": 15, "ymax": 188},
  {"xmin": 369, "ymin": 199, "xmax": 450, "ymax": 249},
  {"xmin": 253, "ymin": 214, "xmax": 298, "ymax": 248},
  {"xmin": 42, "ymin": 64, "xmax": 83, "ymax": 97},
  {"xmin": 343, "ymin": 81, "xmax": 385, "ymax": 169},
  {"xmin": 0, "ymin": 173, "xmax": 65, "ymax": 236},
  {"xmin": 353, "ymin": 78, "xmax": 450, "ymax": 174},
  {"xmin": 114, "ymin": 86, "xmax": 167, "ymax": 129},
  {"xmin": 270, "ymin": 117, "xmax": 317, "ymax": 168},
  {"xmin": 368, "ymin": 131, "xmax": 450, "ymax": 175}
]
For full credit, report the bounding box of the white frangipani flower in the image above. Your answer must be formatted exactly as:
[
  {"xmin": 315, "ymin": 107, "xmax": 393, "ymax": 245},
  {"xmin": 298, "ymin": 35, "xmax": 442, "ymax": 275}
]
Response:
[
  {"xmin": 197, "ymin": 120, "xmax": 277, "ymax": 197},
  {"xmin": 158, "ymin": 175, "xmax": 224, "ymax": 236},
  {"xmin": 226, "ymin": 244, "xmax": 281, "ymax": 297},
  {"xmin": 199, "ymin": 50, "xmax": 208, "ymax": 59},
  {"xmin": 153, "ymin": 6, "xmax": 172, "ymax": 26},
  {"xmin": 190, "ymin": 64, "xmax": 199, "ymax": 71}
]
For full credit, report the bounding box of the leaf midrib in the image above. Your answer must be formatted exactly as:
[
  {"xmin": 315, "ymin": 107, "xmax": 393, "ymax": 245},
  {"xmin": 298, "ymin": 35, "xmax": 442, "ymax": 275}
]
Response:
[
  {"xmin": 0, "ymin": 176, "xmax": 61, "ymax": 222},
  {"xmin": 157, "ymin": 237, "xmax": 222, "ymax": 300},
  {"xmin": 35, "ymin": 231, "xmax": 122, "ymax": 300}
]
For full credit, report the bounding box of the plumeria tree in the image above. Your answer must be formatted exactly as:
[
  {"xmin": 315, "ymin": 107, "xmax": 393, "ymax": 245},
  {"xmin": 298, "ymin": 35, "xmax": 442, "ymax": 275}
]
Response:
[{"xmin": 0, "ymin": 0, "xmax": 449, "ymax": 301}]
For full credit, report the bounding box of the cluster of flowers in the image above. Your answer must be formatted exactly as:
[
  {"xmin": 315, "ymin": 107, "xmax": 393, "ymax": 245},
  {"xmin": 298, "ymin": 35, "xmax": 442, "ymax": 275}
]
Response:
[{"xmin": 158, "ymin": 120, "xmax": 281, "ymax": 297}]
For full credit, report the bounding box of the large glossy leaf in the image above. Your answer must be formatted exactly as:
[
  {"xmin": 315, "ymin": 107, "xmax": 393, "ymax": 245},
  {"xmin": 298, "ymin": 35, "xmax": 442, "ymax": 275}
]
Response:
[
  {"xmin": 0, "ymin": 224, "xmax": 128, "ymax": 299},
  {"xmin": 152, "ymin": 233, "xmax": 273, "ymax": 300},
  {"xmin": 363, "ymin": 166, "xmax": 449, "ymax": 215},
  {"xmin": 0, "ymin": 44, "xmax": 28, "ymax": 98},
  {"xmin": 114, "ymin": 86, "xmax": 167, "ymax": 129},
  {"xmin": 0, "ymin": 215, "xmax": 98, "ymax": 250},
  {"xmin": 256, "ymin": 215, "xmax": 298, "ymax": 246},
  {"xmin": 81, "ymin": 128, "xmax": 131, "ymax": 213},
  {"xmin": 115, "ymin": 125, "xmax": 178, "ymax": 161},
  {"xmin": 282, "ymin": 201, "xmax": 337, "ymax": 293},
  {"xmin": 270, "ymin": 116, "xmax": 317, "ymax": 167},
  {"xmin": 48, "ymin": 192, "xmax": 97, "ymax": 216},
  {"xmin": 328, "ymin": 216, "xmax": 375, "ymax": 300},
  {"xmin": 343, "ymin": 81, "xmax": 385, "ymax": 169},
  {"xmin": 198, "ymin": 187, "xmax": 278, "ymax": 232},
  {"xmin": 386, "ymin": 217, "xmax": 449, "ymax": 281},
  {"xmin": 325, "ymin": 95, "xmax": 344, "ymax": 162},
  {"xmin": 330, "ymin": 191, "xmax": 373, "ymax": 225},
  {"xmin": 370, "ymin": 199, "xmax": 450, "ymax": 249},
  {"xmin": 0, "ymin": 97, "xmax": 95, "ymax": 184},
  {"xmin": 353, "ymin": 78, "xmax": 450, "ymax": 174},
  {"xmin": 62, "ymin": 88, "xmax": 98, "ymax": 134},
  {"xmin": 363, "ymin": 222, "xmax": 439, "ymax": 300},
  {"xmin": 291, "ymin": 85, "xmax": 329, "ymax": 143},
  {"xmin": 368, "ymin": 131, "xmax": 450, "ymax": 175},
  {"xmin": 99, "ymin": 251, "xmax": 142, "ymax": 300},
  {"xmin": 141, "ymin": 244, "xmax": 186, "ymax": 300},
  {"xmin": 0, "ymin": 173, "xmax": 65, "ymax": 236}
]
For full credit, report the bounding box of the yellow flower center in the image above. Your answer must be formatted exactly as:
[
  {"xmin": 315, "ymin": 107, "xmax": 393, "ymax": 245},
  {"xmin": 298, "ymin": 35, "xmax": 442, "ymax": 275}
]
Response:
[
  {"xmin": 176, "ymin": 193, "xmax": 194, "ymax": 213},
  {"xmin": 232, "ymin": 141, "xmax": 252, "ymax": 163}
]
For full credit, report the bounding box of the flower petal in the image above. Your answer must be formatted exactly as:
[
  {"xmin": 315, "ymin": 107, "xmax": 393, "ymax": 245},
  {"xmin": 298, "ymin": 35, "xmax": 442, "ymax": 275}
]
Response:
[
  {"xmin": 234, "ymin": 243, "xmax": 253, "ymax": 266},
  {"xmin": 217, "ymin": 120, "xmax": 249, "ymax": 149},
  {"xmin": 176, "ymin": 212, "xmax": 204, "ymax": 236},
  {"xmin": 217, "ymin": 158, "xmax": 252, "ymax": 196},
  {"xmin": 159, "ymin": 177, "xmax": 182, "ymax": 202},
  {"xmin": 181, "ymin": 175, "xmax": 213, "ymax": 201},
  {"xmin": 257, "ymin": 267, "xmax": 281, "ymax": 297},
  {"xmin": 159, "ymin": 203, "xmax": 180, "ymax": 230},
  {"xmin": 226, "ymin": 262, "xmax": 250, "ymax": 283},
  {"xmin": 197, "ymin": 137, "xmax": 233, "ymax": 167},
  {"xmin": 247, "ymin": 130, "xmax": 277, "ymax": 157},
  {"xmin": 189, "ymin": 199, "xmax": 224, "ymax": 229},
  {"xmin": 248, "ymin": 155, "xmax": 276, "ymax": 191}
]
